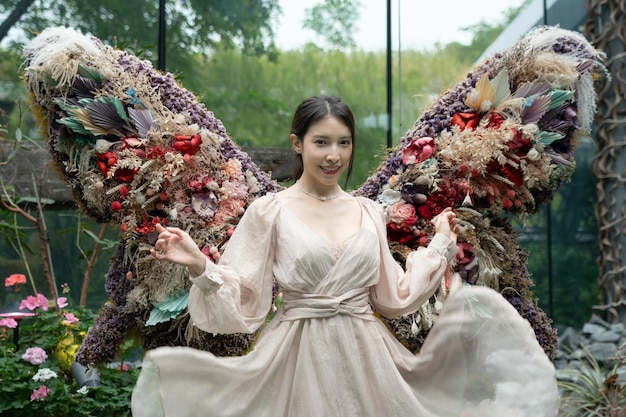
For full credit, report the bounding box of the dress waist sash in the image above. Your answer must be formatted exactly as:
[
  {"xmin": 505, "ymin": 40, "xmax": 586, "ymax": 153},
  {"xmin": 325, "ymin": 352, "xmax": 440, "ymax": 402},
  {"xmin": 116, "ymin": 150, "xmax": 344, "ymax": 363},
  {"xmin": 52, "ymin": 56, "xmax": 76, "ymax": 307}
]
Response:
[{"xmin": 280, "ymin": 288, "xmax": 376, "ymax": 321}]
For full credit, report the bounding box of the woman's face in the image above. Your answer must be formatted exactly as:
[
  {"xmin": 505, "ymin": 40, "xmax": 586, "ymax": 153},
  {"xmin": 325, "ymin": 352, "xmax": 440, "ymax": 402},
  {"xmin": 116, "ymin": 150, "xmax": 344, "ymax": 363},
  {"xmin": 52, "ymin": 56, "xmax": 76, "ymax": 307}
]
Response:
[{"xmin": 291, "ymin": 116, "xmax": 353, "ymax": 188}]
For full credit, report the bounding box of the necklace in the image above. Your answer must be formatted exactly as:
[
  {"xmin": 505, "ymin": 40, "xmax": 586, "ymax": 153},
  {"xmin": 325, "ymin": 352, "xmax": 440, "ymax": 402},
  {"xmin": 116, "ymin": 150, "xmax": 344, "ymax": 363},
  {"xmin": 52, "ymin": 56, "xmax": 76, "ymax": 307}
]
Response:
[{"xmin": 297, "ymin": 184, "xmax": 342, "ymax": 202}]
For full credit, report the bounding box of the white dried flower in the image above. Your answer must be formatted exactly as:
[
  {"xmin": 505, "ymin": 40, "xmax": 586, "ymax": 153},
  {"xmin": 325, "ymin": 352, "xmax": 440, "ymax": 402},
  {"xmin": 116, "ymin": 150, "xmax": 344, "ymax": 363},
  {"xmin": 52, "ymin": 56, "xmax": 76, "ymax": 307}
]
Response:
[
  {"xmin": 94, "ymin": 139, "xmax": 113, "ymax": 153},
  {"xmin": 378, "ymin": 188, "xmax": 402, "ymax": 207},
  {"xmin": 526, "ymin": 148, "xmax": 540, "ymax": 161}
]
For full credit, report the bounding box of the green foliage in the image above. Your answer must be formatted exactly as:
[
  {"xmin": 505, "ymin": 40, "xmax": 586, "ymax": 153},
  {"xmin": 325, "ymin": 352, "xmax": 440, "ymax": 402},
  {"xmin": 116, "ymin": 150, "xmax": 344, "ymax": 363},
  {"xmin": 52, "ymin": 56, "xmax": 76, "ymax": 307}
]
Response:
[
  {"xmin": 0, "ymin": 0, "xmax": 280, "ymax": 74},
  {"xmin": 0, "ymin": 289, "xmax": 139, "ymax": 417},
  {"xmin": 303, "ymin": 0, "xmax": 361, "ymax": 49},
  {"xmin": 192, "ymin": 45, "xmax": 471, "ymax": 190},
  {"xmin": 559, "ymin": 349, "xmax": 626, "ymax": 416}
]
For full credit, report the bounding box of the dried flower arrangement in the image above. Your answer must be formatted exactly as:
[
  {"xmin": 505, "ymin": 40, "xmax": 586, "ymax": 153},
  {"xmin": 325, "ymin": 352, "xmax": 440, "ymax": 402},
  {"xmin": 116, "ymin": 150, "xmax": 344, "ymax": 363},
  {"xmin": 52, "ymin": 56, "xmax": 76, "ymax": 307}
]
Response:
[
  {"xmin": 22, "ymin": 26, "xmax": 606, "ymax": 365},
  {"xmin": 356, "ymin": 27, "xmax": 608, "ymax": 356}
]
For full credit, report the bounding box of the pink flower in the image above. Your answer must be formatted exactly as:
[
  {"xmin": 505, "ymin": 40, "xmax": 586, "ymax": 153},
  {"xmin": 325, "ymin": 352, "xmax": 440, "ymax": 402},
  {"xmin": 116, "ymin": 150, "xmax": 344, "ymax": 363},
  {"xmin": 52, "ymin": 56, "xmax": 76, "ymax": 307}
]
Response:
[
  {"xmin": 4, "ymin": 273, "xmax": 27, "ymax": 287},
  {"xmin": 225, "ymin": 158, "xmax": 243, "ymax": 178},
  {"xmin": 19, "ymin": 294, "xmax": 49, "ymax": 311},
  {"xmin": 30, "ymin": 385, "xmax": 51, "ymax": 401},
  {"xmin": 22, "ymin": 347, "xmax": 48, "ymax": 365},
  {"xmin": 387, "ymin": 202, "xmax": 418, "ymax": 228},
  {"xmin": 62, "ymin": 313, "xmax": 79, "ymax": 325},
  {"xmin": 456, "ymin": 242, "xmax": 474, "ymax": 264},
  {"xmin": 56, "ymin": 297, "xmax": 68, "ymax": 308},
  {"xmin": 0, "ymin": 318, "xmax": 18, "ymax": 328},
  {"xmin": 221, "ymin": 180, "xmax": 248, "ymax": 199},
  {"xmin": 402, "ymin": 137, "xmax": 436, "ymax": 165},
  {"xmin": 214, "ymin": 198, "xmax": 245, "ymax": 223}
]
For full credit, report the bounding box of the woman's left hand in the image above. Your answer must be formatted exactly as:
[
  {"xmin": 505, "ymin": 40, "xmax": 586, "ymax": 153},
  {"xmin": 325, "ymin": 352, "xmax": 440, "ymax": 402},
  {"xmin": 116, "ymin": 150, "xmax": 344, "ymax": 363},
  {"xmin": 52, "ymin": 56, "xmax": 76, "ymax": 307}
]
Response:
[{"xmin": 432, "ymin": 207, "xmax": 459, "ymax": 243}]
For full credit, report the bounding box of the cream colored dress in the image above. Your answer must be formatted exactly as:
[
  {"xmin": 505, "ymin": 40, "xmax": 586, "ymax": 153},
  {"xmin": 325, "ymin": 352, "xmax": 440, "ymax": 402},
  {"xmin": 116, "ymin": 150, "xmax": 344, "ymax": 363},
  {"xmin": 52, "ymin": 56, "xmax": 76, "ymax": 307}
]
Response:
[{"xmin": 131, "ymin": 194, "xmax": 558, "ymax": 417}]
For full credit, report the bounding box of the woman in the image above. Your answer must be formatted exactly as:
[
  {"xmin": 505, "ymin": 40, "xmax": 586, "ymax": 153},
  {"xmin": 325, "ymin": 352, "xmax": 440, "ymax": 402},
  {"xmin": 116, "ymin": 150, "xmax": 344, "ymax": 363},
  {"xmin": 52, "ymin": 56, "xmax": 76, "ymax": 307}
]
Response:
[{"xmin": 132, "ymin": 96, "xmax": 558, "ymax": 417}]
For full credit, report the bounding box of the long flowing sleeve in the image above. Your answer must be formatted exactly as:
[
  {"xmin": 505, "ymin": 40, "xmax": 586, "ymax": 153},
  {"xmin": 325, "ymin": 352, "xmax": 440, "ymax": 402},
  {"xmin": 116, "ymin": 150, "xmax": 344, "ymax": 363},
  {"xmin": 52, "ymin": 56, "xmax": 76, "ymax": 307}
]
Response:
[
  {"xmin": 360, "ymin": 198, "xmax": 457, "ymax": 318},
  {"xmin": 187, "ymin": 194, "xmax": 279, "ymax": 335}
]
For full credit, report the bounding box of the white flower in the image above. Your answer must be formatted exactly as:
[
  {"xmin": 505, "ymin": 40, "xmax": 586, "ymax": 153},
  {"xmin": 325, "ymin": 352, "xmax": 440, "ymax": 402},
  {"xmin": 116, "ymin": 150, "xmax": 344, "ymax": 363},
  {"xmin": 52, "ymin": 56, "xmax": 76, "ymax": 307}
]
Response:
[
  {"xmin": 32, "ymin": 368, "xmax": 58, "ymax": 382},
  {"xmin": 521, "ymin": 123, "xmax": 539, "ymax": 136},
  {"xmin": 377, "ymin": 188, "xmax": 402, "ymax": 207},
  {"xmin": 526, "ymin": 148, "xmax": 540, "ymax": 161},
  {"xmin": 479, "ymin": 99, "xmax": 493, "ymax": 113},
  {"xmin": 94, "ymin": 139, "xmax": 113, "ymax": 153},
  {"xmin": 77, "ymin": 386, "xmax": 90, "ymax": 395}
]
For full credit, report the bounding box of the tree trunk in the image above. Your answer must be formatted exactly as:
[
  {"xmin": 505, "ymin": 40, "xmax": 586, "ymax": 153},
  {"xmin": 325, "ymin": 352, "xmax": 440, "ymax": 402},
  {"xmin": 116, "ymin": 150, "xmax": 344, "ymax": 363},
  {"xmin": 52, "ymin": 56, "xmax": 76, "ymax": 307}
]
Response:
[{"xmin": 0, "ymin": 0, "xmax": 36, "ymax": 43}]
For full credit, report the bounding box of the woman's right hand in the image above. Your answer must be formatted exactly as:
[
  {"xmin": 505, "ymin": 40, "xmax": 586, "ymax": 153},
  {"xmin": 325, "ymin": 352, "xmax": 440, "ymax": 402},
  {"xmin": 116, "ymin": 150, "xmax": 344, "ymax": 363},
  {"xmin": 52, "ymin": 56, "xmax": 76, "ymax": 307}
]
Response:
[{"xmin": 151, "ymin": 223, "xmax": 207, "ymax": 276}]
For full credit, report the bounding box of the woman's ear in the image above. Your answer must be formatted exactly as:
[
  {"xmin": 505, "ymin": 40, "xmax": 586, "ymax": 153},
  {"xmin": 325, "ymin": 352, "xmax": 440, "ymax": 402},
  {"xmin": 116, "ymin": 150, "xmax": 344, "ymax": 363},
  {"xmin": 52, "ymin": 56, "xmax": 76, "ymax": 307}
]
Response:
[{"xmin": 290, "ymin": 134, "xmax": 302, "ymax": 154}]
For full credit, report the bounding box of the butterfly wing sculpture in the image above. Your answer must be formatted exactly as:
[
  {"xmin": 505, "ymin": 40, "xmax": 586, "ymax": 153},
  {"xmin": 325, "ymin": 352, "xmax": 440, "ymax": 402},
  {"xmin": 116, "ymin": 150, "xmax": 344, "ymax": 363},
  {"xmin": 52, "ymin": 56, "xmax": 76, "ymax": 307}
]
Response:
[{"xmin": 22, "ymin": 26, "xmax": 606, "ymax": 366}]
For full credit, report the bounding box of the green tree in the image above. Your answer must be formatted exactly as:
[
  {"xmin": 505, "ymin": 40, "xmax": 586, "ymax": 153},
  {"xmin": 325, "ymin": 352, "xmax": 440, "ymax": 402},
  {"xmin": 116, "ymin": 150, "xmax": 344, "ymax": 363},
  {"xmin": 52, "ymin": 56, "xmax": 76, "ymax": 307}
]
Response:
[
  {"xmin": 0, "ymin": 0, "xmax": 280, "ymax": 74},
  {"xmin": 443, "ymin": 0, "xmax": 531, "ymax": 62},
  {"xmin": 302, "ymin": 0, "xmax": 361, "ymax": 49}
]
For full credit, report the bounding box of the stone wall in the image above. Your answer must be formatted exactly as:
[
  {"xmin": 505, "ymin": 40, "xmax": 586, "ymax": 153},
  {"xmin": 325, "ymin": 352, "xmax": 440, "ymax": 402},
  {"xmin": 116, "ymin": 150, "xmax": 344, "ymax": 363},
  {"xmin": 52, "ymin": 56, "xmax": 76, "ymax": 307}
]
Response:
[{"xmin": 554, "ymin": 315, "xmax": 626, "ymax": 384}]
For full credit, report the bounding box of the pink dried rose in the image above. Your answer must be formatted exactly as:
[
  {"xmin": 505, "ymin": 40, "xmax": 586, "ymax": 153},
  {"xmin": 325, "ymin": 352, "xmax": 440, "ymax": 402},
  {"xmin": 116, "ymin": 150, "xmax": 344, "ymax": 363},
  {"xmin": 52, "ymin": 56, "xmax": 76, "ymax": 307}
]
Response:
[
  {"xmin": 30, "ymin": 385, "xmax": 51, "ymax": 401},
  {"xmin": 387, "ymin": 202, "xmax": 418, "ymax": 228},
  {"xmin": 401, "ymin": 137, "xmax": 436, "ymax": 165},
  {"xmin": 22, "ymin": 347, "xmax": 48, "ymax": 365},
  {"xmin": 214, "ymin": 198, "xmax": 245, "ymax": 223}
]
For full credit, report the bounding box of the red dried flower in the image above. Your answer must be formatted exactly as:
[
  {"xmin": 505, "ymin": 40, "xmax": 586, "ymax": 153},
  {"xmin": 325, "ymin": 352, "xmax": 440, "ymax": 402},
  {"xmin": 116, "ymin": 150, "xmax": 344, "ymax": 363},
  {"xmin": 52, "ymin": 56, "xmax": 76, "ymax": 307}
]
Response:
[
  {"xmin": 121, "ymin": 135, "xmax": 146, "ymax": 158},
  {"xmin": 402, "ymin": 137, "xmax": 436, "ymax": 165},
  {"xmin": 486, "ymin": 112, "xmax": 505, "ymax": 129},
  {"xmin": 386, "ymin": 223, "xmax": 418, "ymax": 245},
  {"xmin": 96, "ymin": 151, "xmax": 118, "ymax": 176},
  {"xmin": 172, "ymin": 133, "xmax": 202, "ymax": 155},
  {"xmin": 451, "ymin": 112, "xmax": 480, "ymax": 130}
]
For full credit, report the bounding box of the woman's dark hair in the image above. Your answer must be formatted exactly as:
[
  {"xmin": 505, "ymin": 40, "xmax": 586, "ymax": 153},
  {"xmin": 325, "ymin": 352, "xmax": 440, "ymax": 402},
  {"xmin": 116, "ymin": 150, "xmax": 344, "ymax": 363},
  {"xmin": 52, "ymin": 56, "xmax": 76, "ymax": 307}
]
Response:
[{"xmin": 290, "ymin": 95, "xmax": 356, "ymax": 185}]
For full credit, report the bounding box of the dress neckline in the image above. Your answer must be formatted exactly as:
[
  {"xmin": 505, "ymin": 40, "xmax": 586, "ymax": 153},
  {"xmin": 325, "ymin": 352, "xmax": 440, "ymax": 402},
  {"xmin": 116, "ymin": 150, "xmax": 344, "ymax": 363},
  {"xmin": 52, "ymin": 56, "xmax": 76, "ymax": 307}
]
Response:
[{"xmin": 275, "ymin": 195, "xmax": 365, "ymax": 247}]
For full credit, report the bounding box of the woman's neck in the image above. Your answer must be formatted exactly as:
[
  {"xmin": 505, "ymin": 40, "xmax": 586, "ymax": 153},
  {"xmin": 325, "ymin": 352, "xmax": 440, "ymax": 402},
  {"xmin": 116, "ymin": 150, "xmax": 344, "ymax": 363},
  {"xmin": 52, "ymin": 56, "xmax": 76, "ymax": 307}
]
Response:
[{"xmin": 296, "ymin": 180, "xmax": 342, "ymax": 202}]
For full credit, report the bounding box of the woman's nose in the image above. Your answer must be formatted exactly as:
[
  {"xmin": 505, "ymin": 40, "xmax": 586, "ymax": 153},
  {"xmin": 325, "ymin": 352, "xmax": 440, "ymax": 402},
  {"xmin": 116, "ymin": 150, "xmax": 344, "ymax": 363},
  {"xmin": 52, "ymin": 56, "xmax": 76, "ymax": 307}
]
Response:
[{"xmin": 326, "ymin": 145, "xmax": 340, "ymax": 161}]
